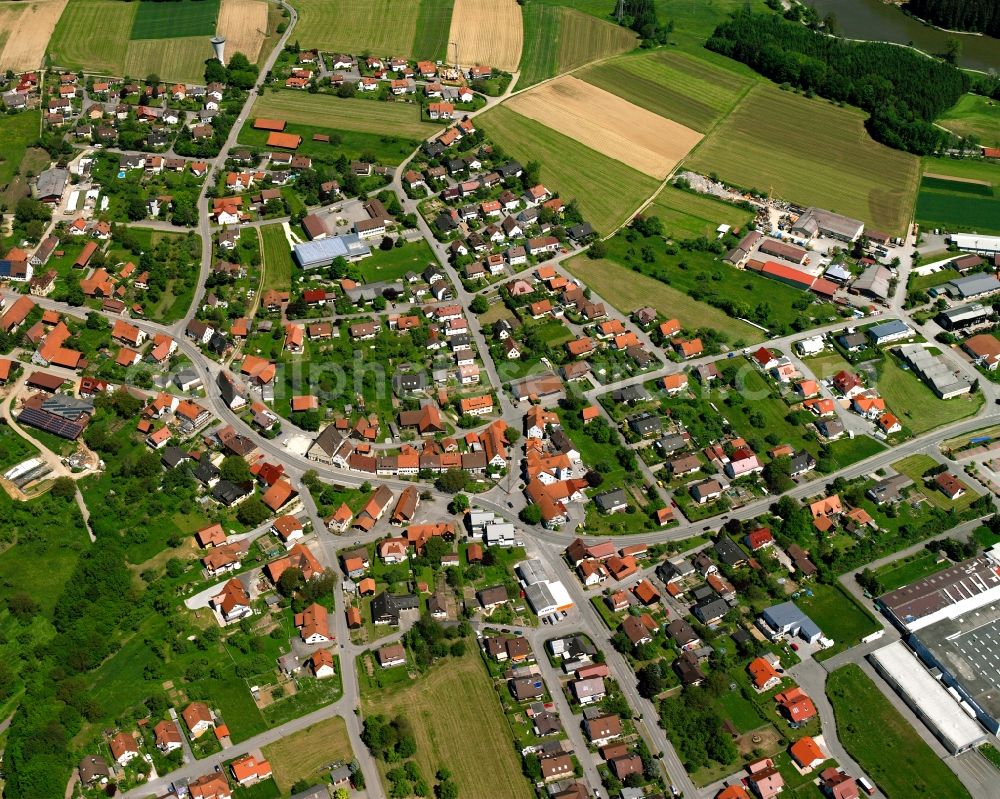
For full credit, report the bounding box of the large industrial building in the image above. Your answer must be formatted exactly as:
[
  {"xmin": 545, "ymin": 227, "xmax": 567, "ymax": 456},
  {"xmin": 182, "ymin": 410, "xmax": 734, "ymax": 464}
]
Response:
[
  {"xmin": 870, "ymin": 642, "xmax": 988, "ymax": 753},
  {"xmin": 293, "ymin": 234, "xmax": 371, "ymax": 269},
  {"xmin": 877, "ymin": 547, "xmax": 1000, "ymax": 735}
]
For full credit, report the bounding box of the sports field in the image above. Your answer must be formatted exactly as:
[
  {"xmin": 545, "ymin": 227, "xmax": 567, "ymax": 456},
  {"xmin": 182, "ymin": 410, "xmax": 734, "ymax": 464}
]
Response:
[
  {"xmin": 827, "ymin": 664, "xmax": 972, "ymax": 799},
  {"xmin": 0, "ymin": 0, "xmax": 67, "ymax": 72},
  {"xmin": 517, "ymin": 4, "xmax": 636, "ymax": 88},
  {"xmin": 362, "ymin": 653, "xmax": 533, "ymax": 799},
  {"xmin": 478, "ymin": 105, "xmax": 659, "ymax": 234},
  {"xmin": 915, "ymin": 166, "xmax": 1000, "ymax": 235},
  {"xmin": 938, "ymin": 93, "xmax": 1000, "ymax": 148},
  {"xmin": 291, "ymin": 0, "xmax": 452, "ymax": 59},
  {"xmin": 448, "ymin": 0, "xmax": 522, "ymax": 72},
  {"xmin": 579, "ymin": 50, "xmax": 755, "ymax": 133},
  {"xmin": 685, "ymin": 83, "xmax": 920, "ymax": 235},
  {"xmin": 131, "ymin": 0, "xmax": 219, "ymax": 38},
  {"xmin": 648, "ymin": 184, "xmax": 755, "ymax": 240},
  {"xmin": 566, "ymin": 255, "xmax": 762, "ymax": 342},
  {"xmin": 505, "ymin": 76, "xmax": 701, "ymax": 179},
  {"xmin": 251, "ymin": 91, "xmax": 440, "ymax": 139},
  {"xmin": 262, "ymin": 716, "xmax": 353, "ymax": 793}
]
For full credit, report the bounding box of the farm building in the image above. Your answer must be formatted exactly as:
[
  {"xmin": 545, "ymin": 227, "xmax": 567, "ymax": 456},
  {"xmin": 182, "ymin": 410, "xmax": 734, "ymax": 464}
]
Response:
[
  {"xmin": 791, "ymin": 207, "xmax": 864, "ymax": 242},
  {"xmin": 266, "ymin": 132, "xmax": 302, "ymax": 150},
  {"xmin": 946, "ymin": 273, "xmax": 1000, "ymax": 301}
]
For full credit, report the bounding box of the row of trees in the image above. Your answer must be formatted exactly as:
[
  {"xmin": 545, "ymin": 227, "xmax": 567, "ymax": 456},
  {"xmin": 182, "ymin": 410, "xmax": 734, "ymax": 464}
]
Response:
[{"xmin": 706, "ymin": 9, "xmax": 970, "ymax": 154}]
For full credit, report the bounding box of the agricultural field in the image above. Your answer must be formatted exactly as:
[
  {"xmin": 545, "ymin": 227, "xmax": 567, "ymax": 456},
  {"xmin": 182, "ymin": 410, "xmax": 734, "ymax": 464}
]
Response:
[
  {"xmin": 566, "ymin": 255, "xmax": 761, "ymax": 342},
  {"xmin": 447, "ymin": 0, "xmax": 522, "ymax": 72},
  {"xmin": 131, "ymin": 0, "xmax": 219, "ymax": 38},
  {"xmin": 648, "ymin": 184, "xmax": 755, "ymax": 240},
  {"xmin": 260, "ymin": 224, "xmax": 293, "ymax": 293},
  {"xmin": 505, "ymin": 75, "xmax": 701, "ymax": 179},
  {"xmin": 915, "ymin": 169, "xmax": 1000, "ymax": 236},
  {"xmin": 517, "ymin": 3, "xmax": 636, "ymax": 88},
  {"xmin": 877, "ymin": 357, "xmax": 983, "ymax": 436},
  {"xmin": 477, "ymin": 105, "xmax": 659, "ymax": 234},
  {"xmin": 123, "ymin": 37, "xmax": 216, "ymax": 84},
  {"xmin": 262, "ymin": 716, "xmax": 354, "ymax": 793},
  {"xmin": 0, "ymin": 0, "xmax": 67, "ymax": 72},
  {"xmin": 251, "ymin": 90, "xmax": 441, "ymax": 139},
  {"xmin": 685, "ymin": 83, "xmax": 920, "ymax": 235},
  {"xmin": 48, "ymin": 0, "xmax": 264, "ymax": 81},
  {"xmin": 216, "ymin": 0, "xmax": 269, "ymax": 62},
  {"xmin": 827, "ymin": 664, "xmax": 972, "ymax": 799},
  {"xmin": 579, "ymin": 49, "xmax": 755, "ymax": 133},
  {"xmin": 47, "ymin": 0, "xmax": 135, "ymax": 74},
  {"xmin": 938, "ymin": 94, "xmax": 1000, "ymax": 148},
  {"xmin": 362, "ymin": 653, "xmax": 532, "ymax": 799},
  {"xmin": 290, "ymin": 0, "xmax": 451, "ymax": 60}
]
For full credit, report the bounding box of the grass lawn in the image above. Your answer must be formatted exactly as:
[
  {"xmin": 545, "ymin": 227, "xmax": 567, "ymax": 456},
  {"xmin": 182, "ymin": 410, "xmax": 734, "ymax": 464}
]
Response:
[
  {"xmin": 517, "ymin": 3, "xmax": 636, "ymax": 88},
  {"xmin": 251, "ymin": 90, "xmax": 441, "ymax": 140},
  {"xmin": 261, "ymin": 716, "xmax": 353, "ymax": 793},
  {"xmin": 238, "ymin": 121, "xmax": 419, "ymax": 165},
  {"xmin": 877, "ymin": 356, "xmax": 983, "ymax": 436},
  {"xmin": 565, "ymin": 254, "xmax": 761, "ymax": 342},
  {"xmin": 477, "ymin": 105, "xmax": 659, "ymax": 234},
  {"xmin": 909, "ymin": 267, "xmax": 956, "ymax": 293},
  {"xmin": 358, "ymin": 239, "xmax": 436, "ymax": 283},
  {"xmin": 938, "ymin": 94, "xmax": 1000, "ymax": 148},
  {"xmin": 260, "ymin": 224, "xmax": 293, "ymax": 293},
  {"xmin": 717, "ymin": 689, "xmax": 766, "ymax": 734},
  {"xmin": 0, "ymin": 111, "xmax": 41, "ymax": 188},
  {"xmin": 362, "ymin": 653, "xmax": 533, "ymax": 799},
  {"xmin": 646, "ymin": 184, "xmax": 755, "ymax": 240},
  {"xmin": 825, "ymin": 436, "xmax": 886, "ymax": 468},
  {"xmin": 796, "ymin": 584, "xmax": 879, "ymax": 661},
  {"xmin": 802, "ymin": 351, "xmax": 856, "ymax": 381},
  {"xmin": 131, "ymin": 0, "xmax": 219, "ymax": 38},
  {"xmin": 0, "ymin": 424, "xmax": 39, "ymax": 472},
  {"xmin": 874, "ymin": 550, "xmax": 943, "ymax": 592},
  {"xmin": 892, "ymin": 453, "xmax": 980, "ymax": 512},
  {"xmin": 827, "ymin": 664, "xmax": 971, "ymax": 799},
  {"xmin": 685, "ymin": 82, "xmax": 920, "ymax": 235},
  {"xmin": 579, "ymin": 49, "xmax": 754, "ymax": 133}
]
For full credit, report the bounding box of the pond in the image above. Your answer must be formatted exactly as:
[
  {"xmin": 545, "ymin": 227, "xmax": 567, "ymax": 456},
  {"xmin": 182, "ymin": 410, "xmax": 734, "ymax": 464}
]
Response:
[{"xmin": 806, "ymin": 0, "xmax": 1000, "ymax": 72}]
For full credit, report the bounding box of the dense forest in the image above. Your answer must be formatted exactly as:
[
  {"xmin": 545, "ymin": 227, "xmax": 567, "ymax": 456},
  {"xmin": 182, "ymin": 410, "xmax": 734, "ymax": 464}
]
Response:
[
  {"xmin": 906, "ymin": 0, "xmax": 1000, "ymax": 38},
  {"xmin": 706, "ymin": 10, "xmax": 970, "ymax": 154}
]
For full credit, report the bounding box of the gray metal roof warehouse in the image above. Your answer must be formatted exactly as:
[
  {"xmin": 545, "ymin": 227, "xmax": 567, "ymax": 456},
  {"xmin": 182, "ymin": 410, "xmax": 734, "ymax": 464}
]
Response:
[
  {"xmin": 293, "ymin": 233, "xmax": 371, "ymax": 268},
  {"xmin": 946, "ymin": 273, "xmax": 1000, "ymax": 300}
]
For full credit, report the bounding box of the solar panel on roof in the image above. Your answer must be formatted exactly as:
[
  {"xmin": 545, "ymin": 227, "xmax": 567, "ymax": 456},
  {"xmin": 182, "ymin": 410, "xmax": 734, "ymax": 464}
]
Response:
[{"xmin": 17, "ymin": 407, "xmax": 84, "ymax": 439}]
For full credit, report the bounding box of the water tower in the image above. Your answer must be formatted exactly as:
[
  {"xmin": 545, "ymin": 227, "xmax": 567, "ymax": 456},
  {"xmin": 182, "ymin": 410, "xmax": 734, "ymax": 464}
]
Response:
[{"xmin": 211, "ymin": 35, "xmax": 226, "ymax": 65}]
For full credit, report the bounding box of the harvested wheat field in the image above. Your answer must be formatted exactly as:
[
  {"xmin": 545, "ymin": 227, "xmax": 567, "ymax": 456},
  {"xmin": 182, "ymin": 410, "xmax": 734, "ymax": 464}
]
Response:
[
  {"xmin": 447, "ymin": 0, "xmax": 522, "ymax": 72},
  {"xmin": 0, "ymin": 0, "xmax": 68, "ymax": 72},
  {"xmin": 216, "ymin": 0, "xmax": 267, "ymax": 62},
  {"xmin": 505, "ymin": 75, "xmax": 701, "ymax": 179}
]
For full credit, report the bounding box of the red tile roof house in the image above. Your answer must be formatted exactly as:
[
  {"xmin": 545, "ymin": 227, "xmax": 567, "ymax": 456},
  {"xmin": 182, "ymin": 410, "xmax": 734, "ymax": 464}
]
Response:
[
  {"xmin": 109, "ymin": 731, "xmax": 139, "ymax": 766},
  {"xmin": 181, "ymin": 701, "xmax": 215, "ymax": 737},
  {"xmin": 231, "ymin": 754, "xmax": 272, "ymax": 786},
  {"xmin": 746, "ymin": 758, "xmax": 785, "ymax": 799},
  {"xmin": 153, "ymin": 719, "xmax": 183, "ymax": 753},
  {"xmin": 748, "ymin": 656, "xmax": 781, "ymax": 692},
  {"xmin": 775, "ymin": 685, "xmax": 817, "ymax": 724}
]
